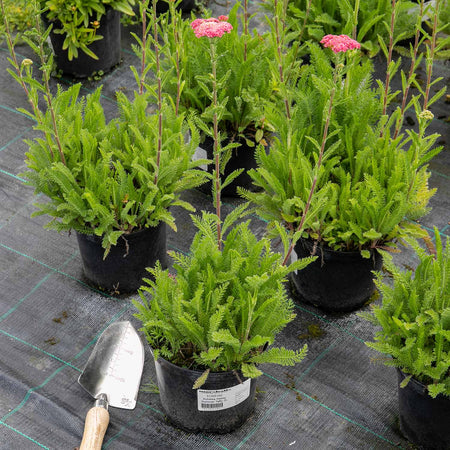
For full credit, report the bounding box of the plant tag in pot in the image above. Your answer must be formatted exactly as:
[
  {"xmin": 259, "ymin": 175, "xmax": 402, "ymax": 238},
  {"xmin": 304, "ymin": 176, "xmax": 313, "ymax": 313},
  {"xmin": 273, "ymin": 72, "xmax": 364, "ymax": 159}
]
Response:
[
  {"xmin": 193, "ymin": 146, "xmax": 208, "ymax": 171},
  {"xmin": 197, "ymin": 379, "xmax": 251, "ymax": 411},
  {"xmin": 290, "ymin": 248, "xmax": 299, "ymax": 274}
]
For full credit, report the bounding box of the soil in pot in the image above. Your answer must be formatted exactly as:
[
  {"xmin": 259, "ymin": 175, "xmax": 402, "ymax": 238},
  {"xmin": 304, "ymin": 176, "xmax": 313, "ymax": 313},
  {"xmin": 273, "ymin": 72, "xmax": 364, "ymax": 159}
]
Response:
[
  {"xmin": 76, "ymin": 222, "xmax": 167, "ymax": 294},
  {"xmin": 154, "ymin": 355, "xmax": 257, "ymax": 433},
  {"xmin": 43, "ymin": 7, "xmax": 122, "ymax": 78},
  {"xmin": 290, "ymin": 238, "xmax": 383, "ymax": 312},
  {"xmin": 194, "ymin": 134, "xmax": 263, "ymax": 197},
  {"xmin": 397, "ymin": 369, "xmax": 450, "ymax": 450}
]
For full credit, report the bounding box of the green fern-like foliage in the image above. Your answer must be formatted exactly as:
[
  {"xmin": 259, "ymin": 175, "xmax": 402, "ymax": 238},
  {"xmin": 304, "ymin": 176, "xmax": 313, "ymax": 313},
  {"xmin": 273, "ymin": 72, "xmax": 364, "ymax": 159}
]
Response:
[
  {"xmin": 284, "ymin": 0, "xmax": 417, "ymax": 56},
  {"xmin": 134, "ymin": 213, "xmax": 310, "ymax": 380},
  {"xmin": 242, "ymin": 43, "xmax": 441, "ymax": 252},
  {"xmin": 22, "ymin": 84, "xmax": 207, "ymax": 253},
  {"xmin": 362, "ymin": 228, "xmax": 450, "ymax": 398},
  {"xmin": 160, "ymin": 2, "xmax": 274, "ymax": 144}
]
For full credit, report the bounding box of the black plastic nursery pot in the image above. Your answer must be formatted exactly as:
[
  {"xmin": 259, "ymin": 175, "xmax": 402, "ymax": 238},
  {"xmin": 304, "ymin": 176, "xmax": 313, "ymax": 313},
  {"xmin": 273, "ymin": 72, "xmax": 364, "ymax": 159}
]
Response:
[
  {"xmin": 43, "ymin": 7, "xmax": 122, "ymax": 78},
  {"xmin": 397, "ymin": 369, "xmax": 450, "ymax": 449},
  {"xmin": 290, "ymin": 239, "xmax": 383, "ymax": 312},
  {"xmin": 195, "ymin": 135, "xmax": 261, "ymax": 197},
  {"xmin": 155, "ymin": 0, "xmax": 196, "ymax": 14},
  {"xmin": 154, "ymin": 355, "xmax": 257, "ymax": 433},
  {"xmin": 76, "ymin": 223, "xmax": 167, "ymax": 294}
]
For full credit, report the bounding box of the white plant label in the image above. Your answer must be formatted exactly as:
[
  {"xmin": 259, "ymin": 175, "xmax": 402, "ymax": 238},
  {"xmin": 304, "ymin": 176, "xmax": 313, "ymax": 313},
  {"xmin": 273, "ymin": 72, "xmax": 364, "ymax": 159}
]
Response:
[
  {"xmin": 193, "ymin": 146, "xmax": 208, "ymax": 171},
  {"xmin": 290, "ymin": 248, "xmax": 298, "ymax": 274},
  {"xmin": 197, "ymin": 379, "xmax": 251, "ymax": 411}
]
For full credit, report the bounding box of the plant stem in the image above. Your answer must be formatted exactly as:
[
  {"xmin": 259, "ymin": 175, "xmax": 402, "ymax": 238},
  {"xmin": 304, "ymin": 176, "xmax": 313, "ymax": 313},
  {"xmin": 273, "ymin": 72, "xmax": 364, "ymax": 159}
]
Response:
[
  {"xmin": 243, "ymin": 0, "xmax": 248, "ymax": 62},
  {"xmin": 423, "ymin": 0, "xmax": 440, "ymax": 111},
  {"xmin": 273, "ymin": 0, "xmax": 290, "ymax": 119},
  {"xmin": 393, "ymin": 0, "xmax": 425, "ymax": 139},
  {"xmin": 35, "ymin": 14, "xmax": 66, "ymax": 165},
  {"xmin": 1, "ymin": 0, "xmax": 66, "ymax": 164},
  {"xmin": 381, "ymin": 0, "xmax": 396, "ymax": 127},
  {"xmin": 169, "ymin": 1, "xmax": 181, "ymax": 115},
  {"xmin": 139, "ymin": 0, "xmax": 148, "ymax": 95},
  {"xmin": 352, "ymin": 0, "xmax": 360, "ymax": 40},
  {"xmin": 286, "ymin": 0, "xmax": 312, "ymax": 83},
  {"xmin": 152, "ymin": 0, "xmax": 162, "ymax": 185},
  {"xmin": 282, "ymin": 68, "xmax": 339, "ymax": 266},
  {"xmin": 210, "ymin": 41, "xmax": 222, "ymax": 250}
]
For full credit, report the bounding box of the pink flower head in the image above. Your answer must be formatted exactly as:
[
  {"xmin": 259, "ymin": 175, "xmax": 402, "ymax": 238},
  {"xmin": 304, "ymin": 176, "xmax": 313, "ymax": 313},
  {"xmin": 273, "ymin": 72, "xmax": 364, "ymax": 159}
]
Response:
[
  {"xmin": 320, "ymin": 34, "xmax": 361, "ymax": 53},
  {"xmin": 190, "ymin": 18, "xmax": 219, "ymax": 30},
  {"xmin": 191, "ymin": 17, "xmax": 233, "ymax": 38},
  {"xmin": 218, "ymin": 15, "xmax": 229, "ymax": 21}
]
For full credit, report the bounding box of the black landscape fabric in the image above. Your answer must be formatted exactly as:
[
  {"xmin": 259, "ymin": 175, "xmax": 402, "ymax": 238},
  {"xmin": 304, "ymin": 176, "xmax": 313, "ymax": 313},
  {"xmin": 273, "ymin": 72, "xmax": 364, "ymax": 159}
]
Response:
[{"xmin": 0, "ymin": 2, "xmax": 449, "ymax": 449}]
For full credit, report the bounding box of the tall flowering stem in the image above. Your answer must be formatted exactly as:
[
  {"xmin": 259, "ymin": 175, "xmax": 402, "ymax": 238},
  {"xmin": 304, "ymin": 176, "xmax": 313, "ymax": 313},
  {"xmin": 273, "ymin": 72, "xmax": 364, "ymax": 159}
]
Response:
[
  {"xmin": 286, "ymin": 0, "xmax": 312, "ymax": 84},
  {"xmin": 352, "ymin": 0, "xmax": 360, "ymax": 40},
  {"xmin": 381, "ymin": 0, "xmax": 397, "ymax": 128},
  {"xmin": 1, "ymin": 0, "xmax": 66, "ymax": 165},
  {"xmin": 273, "ymin": 0, "xmax": 291, "ymax": 119},
  {"xmin": 168, "ymin": 0, "xmax": 182, "ymax": 115},
  {"xmin": 191, "ymin": 17, "xmax": 232, "ymax": 250},
  {"xmin": 211, "ymin": 41, "xmax": 222, "ymax": 250},
  {"xmin": 152, "ymin": 0, "xmax": 163, "ymax": 185},
  {"xmin": 282, "ymin": 35, "xmax": 360, "ymax": 266},
  {"xmin": 243, "ymin": 0, "xmax": 249, "ymax": 61},
  {"xmin": 393, "ymin": 0, "xmax": 425, "ymax": 139},
  {"xmin": 138, "ymin": 0, "xmax": 149, "ymax": 95},
  {"xmin": 423, "ymin": 0, "xmax": 440, "ymax": 111}
]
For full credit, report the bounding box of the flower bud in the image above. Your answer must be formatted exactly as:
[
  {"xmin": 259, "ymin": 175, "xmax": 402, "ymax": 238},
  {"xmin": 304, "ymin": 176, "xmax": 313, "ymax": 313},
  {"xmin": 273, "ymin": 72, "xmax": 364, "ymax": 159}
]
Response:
[
  {"xmin": 21, "ymin": 59, "xmax": 33, "ymax": 67},
  {"xmin": 419, "ymin": 110, "xmax": 434, "ymax": 120}
]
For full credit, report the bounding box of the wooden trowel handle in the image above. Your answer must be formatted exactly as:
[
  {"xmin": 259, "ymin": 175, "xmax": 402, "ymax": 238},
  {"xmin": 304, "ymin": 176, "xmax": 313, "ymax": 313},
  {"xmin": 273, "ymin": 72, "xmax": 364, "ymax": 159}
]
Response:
[{"xmin": 79, "ymin": 406, "xmax": 110, "ymax": 450}]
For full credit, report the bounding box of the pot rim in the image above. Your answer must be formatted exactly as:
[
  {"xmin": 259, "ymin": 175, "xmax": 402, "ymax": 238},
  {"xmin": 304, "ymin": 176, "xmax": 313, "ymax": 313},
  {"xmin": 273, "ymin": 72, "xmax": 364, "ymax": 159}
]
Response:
[
  {"xmin": 152, "ymin": 349, "xmax": 248, "ymax": 380},
  {"xmin": 297, "ymin": 237, "xmax": 381, "ymax": 257}
]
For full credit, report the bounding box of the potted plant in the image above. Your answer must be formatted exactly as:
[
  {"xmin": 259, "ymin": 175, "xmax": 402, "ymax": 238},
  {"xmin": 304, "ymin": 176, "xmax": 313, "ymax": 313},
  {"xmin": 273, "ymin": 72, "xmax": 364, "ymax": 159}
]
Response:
[
  {"xmin": 40, "ymin": 0, "xmax": 136, "ymax": 77},
  {"xmin": 134, "ymin": 17, "xmax": 310, "ymax": 433},
  {"xmin": 362, "ymin": 228, "xmax": 450, "ymax": 449},
  {"xmin": 158, "ymin": 2, "xmax": 275, "ymax": 196},
  {"xmin": 241, "ymin": 0, "xmax": 445, "ymax": 311},
  {"xmin": 1, "ymin": 0, "xmax": 207, "ymax": 293}
]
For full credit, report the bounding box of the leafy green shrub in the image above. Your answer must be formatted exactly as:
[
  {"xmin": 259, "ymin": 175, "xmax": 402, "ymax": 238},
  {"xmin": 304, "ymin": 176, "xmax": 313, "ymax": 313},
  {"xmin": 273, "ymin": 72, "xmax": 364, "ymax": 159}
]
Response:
[
  {"xmin": 134, "ymin": 212, "xmax": 310, "ymax": 382},
  {"xmin": 22, "ymin": 85, "xmax": 206, "ymax": 253},
  {"xmin": 241, "ymin": 43, "xmax": 441, "ymax": 253},
  {"xmin": 362, "ymin": 228, "xmax": 450, "ymax": 398}
]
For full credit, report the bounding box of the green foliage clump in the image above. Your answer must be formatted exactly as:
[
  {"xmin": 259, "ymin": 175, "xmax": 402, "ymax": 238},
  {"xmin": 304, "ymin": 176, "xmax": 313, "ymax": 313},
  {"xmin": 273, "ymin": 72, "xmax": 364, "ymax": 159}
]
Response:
[
  {"xmin": 22, "ymin": 84, "xmax": 206, "ymax": 253},
  {"xmin": 134, "ymin": 212, "xmax": 310, "ymax": 382},
  {"xmin": 41, "ymin": 0, "xmax": 136, "ymax": 60},
  {"xmin": 242, "ymin": 43, "xmax": 441, "ymax": 253},
  {"xmin": 285, "ymin": 0, "xmax": 417, "ymax": 56},
  {"xmin": 363, "ymin": 228, "xmax": 450, "ymax": 398}
]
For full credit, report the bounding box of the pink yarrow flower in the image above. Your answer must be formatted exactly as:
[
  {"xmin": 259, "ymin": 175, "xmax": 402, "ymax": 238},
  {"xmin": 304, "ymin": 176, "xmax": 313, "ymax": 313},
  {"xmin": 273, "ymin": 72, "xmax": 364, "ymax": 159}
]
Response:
[
  {"xmin": 320, "ymin": 34, "xmax": 361, "ymax": 53},
  {"xmin": 218, "ymin": 15, "xmax": 229, "ymax": 21},
  {"xmin": 191, "ymin": 17, "xmax": 233, "ymax": 38}
]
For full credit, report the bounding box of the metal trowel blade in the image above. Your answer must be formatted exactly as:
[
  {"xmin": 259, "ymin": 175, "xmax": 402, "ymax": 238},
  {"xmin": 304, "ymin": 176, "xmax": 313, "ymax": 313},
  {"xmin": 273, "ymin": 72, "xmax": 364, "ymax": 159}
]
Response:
[{"xmin": 78, "ymin": 321, "xmax": 144, "ymax": 409}]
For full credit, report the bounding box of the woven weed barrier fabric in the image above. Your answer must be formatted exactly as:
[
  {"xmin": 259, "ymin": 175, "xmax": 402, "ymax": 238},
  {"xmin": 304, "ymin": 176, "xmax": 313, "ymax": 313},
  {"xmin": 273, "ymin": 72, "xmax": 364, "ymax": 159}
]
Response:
[{"xmin": 1, "ymin": 3, "xmax": 449, "ymax": 449}]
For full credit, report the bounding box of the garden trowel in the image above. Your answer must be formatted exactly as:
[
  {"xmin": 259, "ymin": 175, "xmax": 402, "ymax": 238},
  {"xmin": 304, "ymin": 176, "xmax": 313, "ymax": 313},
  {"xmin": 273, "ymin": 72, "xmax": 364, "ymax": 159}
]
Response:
[{"xmin": 78, "ymin": 321, "xmax": 144, "ymax": 450}]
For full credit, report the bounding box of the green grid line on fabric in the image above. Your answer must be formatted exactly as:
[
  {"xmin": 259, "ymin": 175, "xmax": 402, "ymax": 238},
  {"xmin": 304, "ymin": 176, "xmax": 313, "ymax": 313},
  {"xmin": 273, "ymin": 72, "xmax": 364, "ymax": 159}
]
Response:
[
  {"xmin": 0, "ymin": 126, "xmax": 33, "ymax": 152},
  {"xmin": 0, "ymin": 420, "xmax": 49, "ymax": 450},
  {"xmin": 0, "ymin": 167, "xmax": 26, "ymax": 182},
  {"xmin": 263, "ymin": 372, "xmax": 400, "ymax": 448}
]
